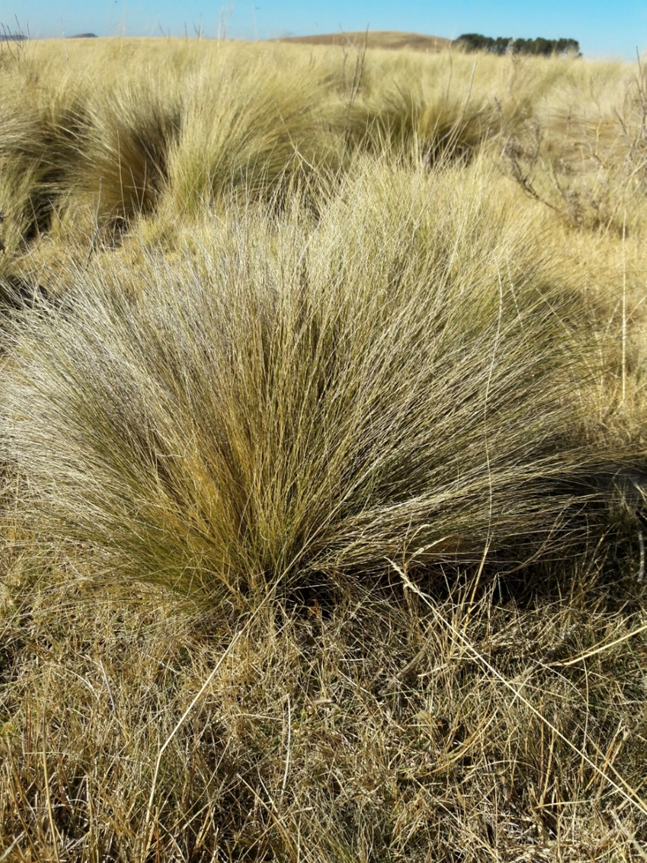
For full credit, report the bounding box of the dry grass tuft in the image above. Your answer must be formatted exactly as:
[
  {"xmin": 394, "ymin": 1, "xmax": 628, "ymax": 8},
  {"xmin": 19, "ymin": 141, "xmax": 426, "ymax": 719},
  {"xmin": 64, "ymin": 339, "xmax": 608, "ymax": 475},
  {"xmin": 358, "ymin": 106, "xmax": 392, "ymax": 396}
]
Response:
[{"xmin": 2, "ymin": 161, "xmax": 628, "ymax": 608}]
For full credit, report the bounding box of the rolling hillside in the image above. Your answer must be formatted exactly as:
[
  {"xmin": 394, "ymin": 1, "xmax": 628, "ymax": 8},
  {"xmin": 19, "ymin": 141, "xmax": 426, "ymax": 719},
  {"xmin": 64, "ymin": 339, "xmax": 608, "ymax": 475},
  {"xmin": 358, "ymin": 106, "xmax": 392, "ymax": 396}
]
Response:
[{"xmin": 273, "ymin": 30, "xmax": 451, "ymax": 52}]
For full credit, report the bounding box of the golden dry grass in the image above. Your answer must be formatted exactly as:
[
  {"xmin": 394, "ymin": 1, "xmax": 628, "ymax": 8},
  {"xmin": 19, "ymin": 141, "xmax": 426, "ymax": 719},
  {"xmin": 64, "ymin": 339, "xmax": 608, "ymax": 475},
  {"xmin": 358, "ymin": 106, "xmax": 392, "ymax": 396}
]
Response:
[
  {"xmin": 273, "ymin": 31, "xmax": 452, "ymax": 53},
  {"xmin": 0, "ymin": 37, "xmax": 645, "ymax": 862}
]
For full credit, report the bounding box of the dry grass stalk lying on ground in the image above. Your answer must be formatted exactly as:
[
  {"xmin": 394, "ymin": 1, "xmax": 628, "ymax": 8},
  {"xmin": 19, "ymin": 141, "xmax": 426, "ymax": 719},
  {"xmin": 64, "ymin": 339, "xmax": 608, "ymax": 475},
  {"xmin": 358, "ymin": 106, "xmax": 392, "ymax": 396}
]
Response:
[{"xmin": 0, "ymin": 550, "xmax": 645, "ymax": 861}]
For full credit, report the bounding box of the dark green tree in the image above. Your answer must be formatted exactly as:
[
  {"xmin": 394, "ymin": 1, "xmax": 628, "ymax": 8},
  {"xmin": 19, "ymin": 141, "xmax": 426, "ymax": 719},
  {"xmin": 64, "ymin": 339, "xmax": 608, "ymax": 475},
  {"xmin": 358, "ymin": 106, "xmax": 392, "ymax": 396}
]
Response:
[{"xmin": 455, "ymin": 33, "xmax": 580, "ymax": 57}]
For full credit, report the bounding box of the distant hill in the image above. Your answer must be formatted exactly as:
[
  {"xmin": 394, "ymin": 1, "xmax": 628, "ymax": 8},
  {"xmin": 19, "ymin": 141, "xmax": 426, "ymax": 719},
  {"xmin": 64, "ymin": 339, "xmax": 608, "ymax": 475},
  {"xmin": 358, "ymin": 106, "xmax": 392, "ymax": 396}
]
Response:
[
  {"xmin": 68, "ymin": 33, "xmax": 98, "ymax": 38},
  {"xmin": 273, "ymin": 30, "xmax": 451, "ymax": 53},
  {"xmin": 0, "ymin": 33, "xmax": 27, "ymax": 42}
]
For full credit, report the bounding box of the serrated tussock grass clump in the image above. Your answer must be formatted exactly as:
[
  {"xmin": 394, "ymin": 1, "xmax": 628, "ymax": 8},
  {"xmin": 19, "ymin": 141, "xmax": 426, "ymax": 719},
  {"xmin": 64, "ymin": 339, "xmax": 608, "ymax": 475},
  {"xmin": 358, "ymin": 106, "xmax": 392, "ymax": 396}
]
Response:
[
  {"xmin": 348, "ymin": 67, "xmax": 500, "ymax": 163},
  {"xmin": 0, "ymin": 41, "xmax": 346, "ymax": 249},
  {"xmin": 76, "ymin": 76, "xmax": 183, "ymax": 229},
  {"xmin": 344, "ymin": 51, "xmax": 578, "ymax": 163},
  {"xmin": 0, "ymin": 72, "xmax": 88, "ymax": 241},
  {"xmin": 2, "ymin": 161, "xmax": 618, "ymax": 605},
  {"xmin": 0, "ymin": 43, "xmax": 646, "ymax": 862},
  {"xmin": 0, "ymin": 56, "xmax": 181, "ymax": 245},
  {"xmin": 162, "ymin": 52, "xmax": 344, "ymax": 215}
]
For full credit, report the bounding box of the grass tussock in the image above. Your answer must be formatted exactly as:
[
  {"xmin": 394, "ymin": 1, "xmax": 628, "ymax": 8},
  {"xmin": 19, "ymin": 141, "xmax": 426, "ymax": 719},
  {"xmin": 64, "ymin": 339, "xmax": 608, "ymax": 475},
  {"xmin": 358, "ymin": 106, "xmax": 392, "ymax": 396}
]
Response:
[
  {"xmin": 2, "ymin": 161, "xmax": 626, "ymax": 606},
  {"xmin": 2, "ymin": 40, "xmax": 647, "ymax": 258},
  {"xmin": 163, "ymin": 60, "xmax": 343, "ymax": 215},
  {"xmin": 0, "ymin": 36, "xmax": 645, "ymax": 862},
  {"xmin": 0, "ymin": 72, "xmax": 87, "ymax": 243},
  {"xmin": 75, "ymin": 76, "xmax": 183, "ymax": 228}
]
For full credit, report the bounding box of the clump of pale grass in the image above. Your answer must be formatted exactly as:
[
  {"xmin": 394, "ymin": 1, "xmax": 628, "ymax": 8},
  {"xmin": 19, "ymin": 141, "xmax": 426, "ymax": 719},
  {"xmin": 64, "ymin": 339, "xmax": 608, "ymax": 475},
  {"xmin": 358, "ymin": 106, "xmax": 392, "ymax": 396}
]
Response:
[
  {"xmin": 0, "ymin": 39, "xmax": 645, "ymax": 260},
  {"xmin": 161, "ymin": 51, "xmax": 344, "ymax": 215},
  {"xmin": 344, "ymin": 51, "xmax": 583, "ymax": 164},
  {"xmin": 0, "ymin": 48, "xmax": 183, "ymax": 247},
  {"xmin": 1, "ymin": 160, "xmax": 625, "ymax": 606},
  {"xmin": 0, "ymin": 42, "xmax": 645, "ymax": 863},
  {"xmin": 73, "ymin": 76, "xmax": 183, "ymax": 230},
  {"xmin": 0, "ymin": 40, "xmax": 345, "ymax": 250},
  {"xmin": 348, "ymin": 70, "xmax": 499, "ymax": 162},
  {"xmin": 0, "ymin": 71, "xmax": 88, "ymax": 241}
]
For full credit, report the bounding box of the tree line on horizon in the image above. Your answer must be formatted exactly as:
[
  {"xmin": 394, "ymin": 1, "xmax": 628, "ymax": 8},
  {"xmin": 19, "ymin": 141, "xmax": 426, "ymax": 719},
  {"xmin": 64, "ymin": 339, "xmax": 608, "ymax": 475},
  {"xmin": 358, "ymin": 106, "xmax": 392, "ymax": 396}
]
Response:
[{"xmin": 454, "ymin": 33, "xmax": 581, "ymax": 57}]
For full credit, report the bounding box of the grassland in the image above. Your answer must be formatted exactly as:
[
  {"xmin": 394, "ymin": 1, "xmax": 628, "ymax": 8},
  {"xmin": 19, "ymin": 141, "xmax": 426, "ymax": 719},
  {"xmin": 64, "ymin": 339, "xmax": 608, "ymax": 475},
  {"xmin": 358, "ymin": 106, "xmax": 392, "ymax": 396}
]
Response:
[{"xmin": 0, "ymin": 36, "xmax": 645, "ymax": 861}]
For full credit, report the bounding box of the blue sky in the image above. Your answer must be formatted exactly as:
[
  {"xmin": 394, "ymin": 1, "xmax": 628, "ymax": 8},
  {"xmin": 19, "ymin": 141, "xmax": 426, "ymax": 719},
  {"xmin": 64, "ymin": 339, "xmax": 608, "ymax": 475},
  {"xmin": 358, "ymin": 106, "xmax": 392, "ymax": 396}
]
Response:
[{"xmin": 2, "ymin": 0, "xmax": 645, "ymax": 58}]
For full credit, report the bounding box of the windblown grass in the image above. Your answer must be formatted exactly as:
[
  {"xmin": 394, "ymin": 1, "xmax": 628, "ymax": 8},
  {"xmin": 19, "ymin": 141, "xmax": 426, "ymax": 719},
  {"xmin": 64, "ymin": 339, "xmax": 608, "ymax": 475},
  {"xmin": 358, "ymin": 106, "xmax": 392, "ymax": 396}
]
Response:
[
  {"xmin": 2, "ymin": 159, "xmax": 626, "ymax": 607},
  {"xmin": 163, "ymin": 53, "xmax": 343, "ymax": 215},
  {"xmin": 0, "ymin": 69, "xmax": 87, "ymax": 242},
  {"xmin": 74, "ymin": 76, "xmax": 182, "ymax": 229}
]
